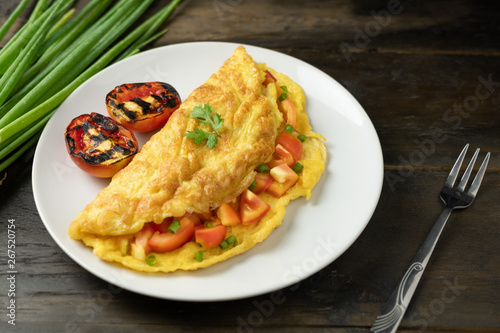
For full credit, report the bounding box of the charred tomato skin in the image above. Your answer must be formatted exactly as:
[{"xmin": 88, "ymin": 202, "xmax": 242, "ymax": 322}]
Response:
[
  {"xmin": 106, "ymin": 81, "xmax": 181, "ymax": 132},
  {"xmin": 64, "ymin": 112, "xmax": 139, "ymax": 178}
]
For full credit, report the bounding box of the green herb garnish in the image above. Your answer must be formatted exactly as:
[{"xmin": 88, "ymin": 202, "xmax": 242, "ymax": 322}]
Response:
[
  {"xmin": 284, "ymin": 124, "xmax": 294, "ymax": 133},
  {"xmin": 183, "ymin": 103, "xmax": 224, "ymax": 149},
  {"xmin": 292, "ymin": 162, "xmax": 304, "ymax": 174},
  {"xmin": 168, "ymin": 219, "xmax": 180, "ymax": 234},
  {"xmin": 146, "ymin": 253, "xmax": 157, "ymax": 266},
  {"xmin": 279, "ymin": 86, "xmax": 289, "ymax": 102},
  {"xmin": 248, "ymin": 179, "xmax": 256, "ymax": 191},
  {"xmin": 226, "ymin": 235, "xmax": 237, "ymax": 244},
  {"xmin": 195, "ymin": 250, "xmax": 204, "ymax": 262},
  {"xmin": 257, "ymin": 163, "xmax": 270, "ymax": 174},
  {"xmin": 220, "ymin": 235, "xmax": 237, "ymax": 250},
  {"xmin": 297, "ymin": 134, "xmax": 307, "ymax": 143}
]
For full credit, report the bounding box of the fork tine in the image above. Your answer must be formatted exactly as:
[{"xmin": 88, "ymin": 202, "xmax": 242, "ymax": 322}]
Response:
[
  {"xmin": 445, "ymin": 144, "xmax": 469, "ymax": 188},
  {"xmin": 467, "ymin": 152, "xmax": 490, "ymax": 197},
  {"xmin": 457, "ymin": 148, "xmax": 479, "ymax": 192}
]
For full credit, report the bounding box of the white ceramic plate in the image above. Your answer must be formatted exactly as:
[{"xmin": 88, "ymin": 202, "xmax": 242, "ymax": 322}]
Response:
[{"xmin": 32, "ymin": 42, "xmax": 383, "ymax": 301}]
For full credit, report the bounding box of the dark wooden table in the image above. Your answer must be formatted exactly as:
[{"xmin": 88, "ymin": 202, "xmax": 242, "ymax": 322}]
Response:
[{"xmin": 1, "ymin": 0, "xmax": 499, "ymax": 332}]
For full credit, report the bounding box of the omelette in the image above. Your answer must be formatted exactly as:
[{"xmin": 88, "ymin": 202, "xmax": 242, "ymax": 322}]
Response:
[{"xmin": 68, "ymin": 46, "xmax": 326, "ymax": 273}]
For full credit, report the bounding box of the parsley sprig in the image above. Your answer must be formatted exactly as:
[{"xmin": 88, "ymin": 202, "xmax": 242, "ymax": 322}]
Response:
[{"xmin": 183, "ymin": 103, "xmax": 224, "ymax": 149}]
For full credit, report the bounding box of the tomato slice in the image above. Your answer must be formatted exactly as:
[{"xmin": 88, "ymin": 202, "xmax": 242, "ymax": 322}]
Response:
[
  {"xmin": 148, "ymin": 217, "xmax": 195, "ymax": 253},
  {"xmin": 64, "ymin": 112, "xmax": 139, "ymax": 178},
  {"xmin": 252, "ymin": 172, "xmax": 272, "ymax": 195},
  {"xmin": 279, "ymin": 96, "xmax": 296, "ymax": 128},
  {"xmin": 239, "ymin": 189, "xmax": 271, "ymax": 225},
  {"xmin": 195, "ymin": 224, "xmax": 227, "ymax": 248},
  {"xmin": 106, "ymin": 81, "xmax": 181, "ymax": 132},
  {"xmin": 263, "ymin": 70, "xmax": 277, "ymax": 86},
  {"xmin": 216, "ymin": 203, "xmax": 241, "ymax": 226},
  {"xmin": 268, "ymin": 144, "xmax": 295, "ymax": 168},
  {"xmin": 270, "ymin": 163, "xmax": 299, "ymax": 184},
  {"xmin": 266, "ymin": 177, "xmax": 299, "ymax": 198},
  {"xmin": 276, "ymin": 130, "xmax": 303, "ymax": 161}
]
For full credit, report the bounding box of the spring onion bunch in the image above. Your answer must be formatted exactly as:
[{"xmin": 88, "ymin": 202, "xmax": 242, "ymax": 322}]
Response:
[{"xmin": 0, "ymin": 0, "xmax": 183, "ymax": 173}]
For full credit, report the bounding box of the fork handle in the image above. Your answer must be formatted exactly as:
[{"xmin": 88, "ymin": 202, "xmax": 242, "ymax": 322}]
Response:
[{"xmin": 371, "ymin": 207, "xmax": 453, "ymax": 333}]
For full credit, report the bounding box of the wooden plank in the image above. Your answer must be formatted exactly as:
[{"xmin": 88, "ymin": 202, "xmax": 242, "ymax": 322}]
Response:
[{"xmin": 1, "ymin": 173, "xmax": 498, "ymax": 330}]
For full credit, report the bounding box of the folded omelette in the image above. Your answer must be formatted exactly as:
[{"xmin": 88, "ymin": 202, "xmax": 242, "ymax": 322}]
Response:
[{"xmin": 68, "ymin": 46, "xmax": 327, "ymax": 272}]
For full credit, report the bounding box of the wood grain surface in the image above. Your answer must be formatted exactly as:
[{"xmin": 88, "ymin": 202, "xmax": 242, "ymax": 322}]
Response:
[{"xmin": 0, "ymin": 0, "xmax": 499, "ymax": 332}]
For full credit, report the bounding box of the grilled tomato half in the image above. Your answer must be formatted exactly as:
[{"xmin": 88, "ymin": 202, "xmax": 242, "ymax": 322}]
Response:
[
  {"xmin": 64, "ymin": 112, "xmax": 139, "ymax": 178},
  {"xmin": 105, "ymin": 81, "xmax": 181, "ymax": 132}
]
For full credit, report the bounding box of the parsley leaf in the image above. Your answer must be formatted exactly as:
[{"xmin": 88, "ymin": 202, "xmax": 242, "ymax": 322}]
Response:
[
  {"xmin": 184, "ymin": 128, "xmax": 219, "ymax": 149},
  {"xmin": 183, "ymin": 103, "xmax": 224, "ymax": 149}
]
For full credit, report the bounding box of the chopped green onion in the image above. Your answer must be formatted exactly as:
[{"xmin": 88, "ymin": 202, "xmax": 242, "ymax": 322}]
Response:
[
  {"xmin": 284, "ymin": 124, "xmax": 294, "ymax": 133},
  {"xmin": 226, "ymin": 235, "xmax": 237, "ymax": 244},
  {"xmin": 297, "ymin": 134, "xmax": 307, "ymax": 143},
  {"xmin": 219, "ymin": 241, "xmax": 229, "ymax": 249},
  {"xmin": 257, "ymin": 163, "xmax": 270, "ymax": 174},
  {"xmin": 168, "ymin": 220, "xmax": 180, "ymax": 234},
  {"xmin": 279, "ymin": 86, "xmax": 289, "ymax": 102},
  {"xmin": 146, "ymin": 253, "xmax": 157, "ymax": 266},
  {"xmin": 195, "ymin": 250, "xmax": 204, "ymax": 262},
  {"xmin": 204, "ymin": 222, "xmax": 214, "ymax": 228},
  {"xmin": 292, "ymin": 162, "xmax": 304, "ymax": 174},
  {"xmin": 248, "ymin": 179, "xmax": 256, "ymax": 191}
]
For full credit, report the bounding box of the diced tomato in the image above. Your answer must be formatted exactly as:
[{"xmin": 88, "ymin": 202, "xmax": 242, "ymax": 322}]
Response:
[
  {"xmin": 268, "ymin": 144, "xmax": 295, "ymax": 168},
  {"xmin": 266, "ymin": 176, "xmax": 299, "ymax": 198},
  {"xmin": 106, "ymin": 82, "xmax": 181, "ymax": 132},
  {"xmin": 263, "ymin": 70, "xmax": 277, "ymax": 86},
  {"xmin": 130, "ymin": 224, "xmax": 155, "ymax": 260},
  {"xmin": 195, "ymin": 224, "xmax": 227, "ymax": 248},
  {"xmin": 270, "ymin": 163, "xmax": 299, "ymax": 184},
  {"xmin": 216, "ymin": 203, "xmax": 241, "ymax": 226},
  {"xmin": 148, "ymin": 217, "xmax": 195, "ymax": 253},
  {"xmin": 279, "ymin": 97, "xmax": 296, "ymax": 128},
  {"xmin": 239, "ymin": 189, "xmax": 271, "ymax": 225},
  {"xmin": 134, "ymin": 225, "xmax": 154, "ymax": 249},
  {"xmin": 252, "ymin": 172, "xmax": 272, "ymax": 194},
  {"xmin": 64, "ymin": 113, "xmax": 139, "ymax": 178},
  {"xmin": 276, "ymin": 130, "xmax": 302, "ymax": 161}
]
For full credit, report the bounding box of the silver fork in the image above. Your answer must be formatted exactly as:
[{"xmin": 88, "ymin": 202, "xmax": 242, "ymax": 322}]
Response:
[{"xmin": 370, "ymin": 144, "xmax": 490, "ymax": 333}]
